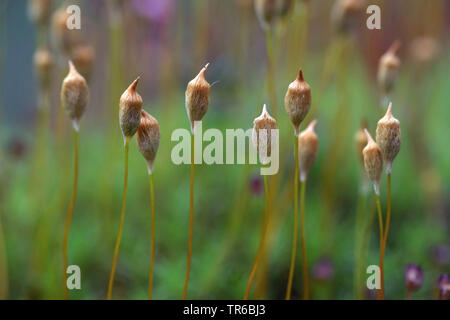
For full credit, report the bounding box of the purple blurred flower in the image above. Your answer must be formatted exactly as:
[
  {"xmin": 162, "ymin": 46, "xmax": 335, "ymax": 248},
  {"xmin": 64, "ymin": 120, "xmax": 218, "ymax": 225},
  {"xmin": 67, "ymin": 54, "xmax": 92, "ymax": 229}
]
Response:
[
  {"xmin": 430, "ymin": 245, "xmax": 450, "ymax": 267},
  {"xmin": 404, "ymin": 264, "xmax": 424, "ymax": 292},
  {"xmin": 249, "ymin": 174, "xmax": 263, "ymax": 196},
  {"xmin": 312, "ymin": 256, "xmax": 335, "ymax": 282},
  {"xmin": 130, "ymin": 0, "xmax": 173, "ymax": 23},
  {"xmin": 438, "ymin": 273, "xmax": 450, "ymax": 300}
]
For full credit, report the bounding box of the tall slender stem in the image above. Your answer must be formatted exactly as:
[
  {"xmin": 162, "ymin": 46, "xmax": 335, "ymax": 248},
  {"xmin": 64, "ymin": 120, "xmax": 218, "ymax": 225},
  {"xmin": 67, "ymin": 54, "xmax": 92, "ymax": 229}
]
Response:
[
  {"xmin": 286, "ymin": 136, "xmax": 299, "ymax": 300},
  {"xmin": 383, "ymin": 173, "xmax": 392, "ymax": 247},
  {"xmin": 182, "ymin": 133, "xmax": 195, "ymax": 299},
  {"xmin": 265, "ymin": 29, "xmax": 278, "ymax": 117},
  {"xmin": 375, "ymin": 194, "xmax": 385, "ymax": 300},
  {"xmin": 107, "ymin": 138, "xmax": 129, "ymax": 300},
  {"xmin": 354, "ymin": 188, "xmax": 368, "ymax": 299},
  {"xmin": 299, "ymin": 180, "xmax": 309, "ymax": 300},
  {"xmin": 148, "ymin": 173, "xmax": 155, "ymax": 300},
  {"xmin": 62, "ymin": 130, "xmax": 79, "ymax": 300},
  {"xmin": 0, "ymin": 206, "xmax": 9, "ymax": 299},
  {"xmin": 244, "ymin": 175, "xmax": 269, "ymax": 300}
]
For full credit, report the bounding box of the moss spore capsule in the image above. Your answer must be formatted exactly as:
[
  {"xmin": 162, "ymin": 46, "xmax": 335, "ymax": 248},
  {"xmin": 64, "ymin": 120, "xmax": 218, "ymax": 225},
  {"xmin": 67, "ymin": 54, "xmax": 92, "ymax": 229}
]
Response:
[
  {"xmin": 376, "ymin": 102, "xmax": 401, "ymax": 174},
  {"xmin": 185, "ymin": 63, "xmax": 210, "ymax": 133},
  {"xmin": 284, "ymin": 69, "xmax": 311, "ymax": 135},
  {"xmin": 61, "ymin": 61, "xmax": 89, "ymax": 131},
  {"xmin": 298, "ymin": 120, "xmax": 318, "ymax": 182},
  {"xmin": 119, "ymin": 77, "xmax": 143, "ymax": 140},
  {"xmin": 136, "ymin": 110, "xmax": 160, "ymax": 175},
  {"xmin": 362, "ymin": 129, "xmax": 383, "ymax": 195},
  {"xmin": 252, "ymin": 104, "xmax": 277, "ymax": 165}
]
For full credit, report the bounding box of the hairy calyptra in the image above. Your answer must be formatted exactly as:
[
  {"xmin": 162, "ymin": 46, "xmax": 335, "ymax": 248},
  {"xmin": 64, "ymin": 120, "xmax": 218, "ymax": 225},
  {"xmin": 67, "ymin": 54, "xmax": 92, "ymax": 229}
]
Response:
[
  {"xmin": 362, "ymin": 129, "xmax": 383, "ymax": 195},
  {"xmin": 185, "ymin": 63, "xmax": 210, "ymax": 133},
  {"xmin": 136, "ymin": 110, "xmax": 160, "ymax": 174},
  {"xmin": 28, "ymin": 0, "xmax": 52, "ymax": 27},
  {"xmin": 71, "ymin": 44, "xmax": 95, "ymax": 82},
  {"xmin": 298, "ymin": 120, "xmax": 318, "ymax": 182},
  {"xmin": 377, "ymin": 41, "xmax": 401, "ymax": 95},
  {"xmin": 284, "ymin": 69, "xmax": 311, "ymax": 135},
  {"xmin": 119, "ymin": 77, "xmax": 143, "ymax": 141},
  {"xmin": 355, "ymin": 121, "xmax": 368, "ymax": 167},
  {"xmin": 34, "ymin": 47, "xmax": 55, "ymax": 91},
  {"xmin": 61, "ymin": 61, "xmax": 89, "ymax": 131},
  {"xmin": 376, "ymin": 102, "xmax": 401, "ymax": 174},
  {"xmin": 252, "ymin": 104, "xmax": 277, "ymax": 165},
  {"xmin": 254, "ymin": 0, "xmax": 294, "ymax": 30}
]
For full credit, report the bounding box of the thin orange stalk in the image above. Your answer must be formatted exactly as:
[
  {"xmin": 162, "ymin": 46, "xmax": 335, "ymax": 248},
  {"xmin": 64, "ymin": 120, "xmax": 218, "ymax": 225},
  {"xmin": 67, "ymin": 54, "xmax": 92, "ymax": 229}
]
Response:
[
  {"xmin": 244, "ymin": 175, "xmax": 270, "ymax": 300},
  {"xmin": 182, "ymin": 133, "xmax": 195, "ymax": 299},
  {"xmin": 107, "ymin": 137, "xmax": 129, "ymax": 300},
  {"xmin": 148, "ymin": 173, "xmax": 155, "ymax": 299},
  {"xmin": 286, "ymin": 136, "xmax": 299, "ymax": 299},
  {"xmin": 299, "ymin": 180, "xmax": 309, "ymax": 299},
  {"xmin": 375, "ymin": 195, "xmax": 385, "ymax": 300},
  {"xmin": 383, "ymin": 173, "xmax": 391, "ymax": 246},
  {"xmin": 62, "ymin": 129, "xmax": 79, "ymax": 300}
]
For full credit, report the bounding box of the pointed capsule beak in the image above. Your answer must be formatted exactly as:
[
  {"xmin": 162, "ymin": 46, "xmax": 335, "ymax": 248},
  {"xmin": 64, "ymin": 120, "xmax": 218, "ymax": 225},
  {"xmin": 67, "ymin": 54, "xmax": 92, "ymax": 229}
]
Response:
[
  {"xmin": 364, "ymin": 128, "xmax": 375, "ymax": 144},
  {"xmin": 389, "ymin": 41, "xmax": 401, "ymax": 55},
  {"xmin": 386, "ymin": 102, "xmax": 393, "ymax": 117},
  {"xmin": 307, "ymin": 119, "xmax": 317, "ymax": 131},
  {"xmin": 297, "ymin": 69, "xmax": 304, "ymax": 81},
  {"xmin": 129, "ymin": 77, "xmax": 140, "ymax": 92}
]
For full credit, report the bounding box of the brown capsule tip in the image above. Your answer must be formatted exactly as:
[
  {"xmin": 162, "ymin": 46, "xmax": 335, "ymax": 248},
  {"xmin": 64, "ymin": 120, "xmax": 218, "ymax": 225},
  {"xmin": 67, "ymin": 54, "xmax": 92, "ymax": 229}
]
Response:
[
  {"xmin": 307, "ymin": 119, "xmax": 317, "ymax": 131},
  {"xmin": 386, "ymin": 102, "xmax": 393, "ymax": 117},
  {"xmin": 297, "ymin": 69, "xmax": 304, "ymax": 82},
  {"xmin": 364, "ymin": 128, "xmax": 375, "ymax": 145},
  {"xmin": 68, "ymin": 60, "xmax": 79, "ymax": 76},
  {"xmin": 389, "ymin": 40, "xmax": 402, "ymax": 55},
  {"xmin": 198, "ymin": 63, "xmax": 209, "ymax": 79},
  {"xmin": 129, "ymin": 77, "xmax": 140, "ymax": 91}
]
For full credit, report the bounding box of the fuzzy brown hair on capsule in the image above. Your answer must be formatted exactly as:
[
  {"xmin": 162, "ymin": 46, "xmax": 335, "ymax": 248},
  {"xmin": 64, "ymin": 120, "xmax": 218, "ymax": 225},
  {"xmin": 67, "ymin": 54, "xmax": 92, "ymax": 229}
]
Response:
[
  {"xmin": 34, "ymin": 47, "xmax": 55, "ymax": 91},
  {"xmin": 28, "ymin": 0, "xmax": 52, "ymax": 28},
  {"xmin": 185, "ymin": 63, "xmax": 210, "ymax": 133},
  {"xmin": 119, "ymin": 77, "xmax": 143, "ymax": 143},
  {"xmin": 377, "ymin": 41, "xmax": 401, "ymax": 96},
  {"xmin": 51, "ymin": 6, "xmax": 82, "ymax": 57},
  {"xmin": 354, "ymin": 119, "xmax": 368, "ymax": 166},
  {"xmin": 298, "ymin": 120, "xmax": 318, "ymax": 182},
  {"xmin": 254, "ymin": 0, "xmax": 294, "ymax": 30},
  {"xmin": 252, "ymin": 104, "xmax": 277, "ymax": 165},
  {"xmin": 362, "ymin": 129, "xmax": 383, "ymax": 195},
  {"xmin": 70, "ymin": 44, "xmax": 95, "ymax": 82},
  {"xmin": 284, "ymin": 69, "xmax": 311, "ymax": 135},
  {"xmin": 61, "ymin": 61, "xmax": 89, "ymax": 131},
  {"xmin": 331, "ymin": 0, "xmax": 365, "ymax": 34},
  {"xmin": 376, "ymin": 102, "xmax": 401, "ymax": 174},
  {"xmin": 136, "ymin": 110, "xmax": 160, "ymax": 175}
]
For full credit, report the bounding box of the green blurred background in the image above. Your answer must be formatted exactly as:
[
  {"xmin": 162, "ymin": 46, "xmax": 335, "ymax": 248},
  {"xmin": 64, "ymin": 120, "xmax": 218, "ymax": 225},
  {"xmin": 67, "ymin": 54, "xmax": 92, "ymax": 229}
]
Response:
[{"xmin": 0, "ymin": 0, "xmax": 449, "ymax": 299}]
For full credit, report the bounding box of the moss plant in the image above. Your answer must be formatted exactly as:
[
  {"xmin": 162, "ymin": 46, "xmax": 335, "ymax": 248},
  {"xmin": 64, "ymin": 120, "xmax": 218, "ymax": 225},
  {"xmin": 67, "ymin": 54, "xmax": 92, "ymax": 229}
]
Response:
[
  {"xmin": 183, "ymin": 64, "xmax": 211, "ymax": 299},
  {"xmin": 376, "ymin": 102, "xmax": 401, "ymax": 300},
  {"xmin": 136, "ymin": 110, "xmax": 160, "ymax": 300},
  {"xmin": 60, "ymin": 61, "xmax": 89, "ymax": 299},
  {"xmin": 244, "ymin": 175, "xmax": 270, "ymax": 300},
  {"xmin": 354, "ymin": 123, "xmax": 368, "ymax": 299},
  {"xmin": 284, "ymin": 69, "xmax": 311, "ymax": 299},
  {"xmin": 245, "ymin": 104, "xmax": 277, "ymax": 300},
  {"xmin": 362, "ymin": 129, "xmax": 384, "ymax": 299},
  {"xmin": 297, "ymin": 120, "xmax": 318, "ymax": 300},
  {"xmin": 107, "ymin": 78, "xmax": 143, "ymax": 299}
]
